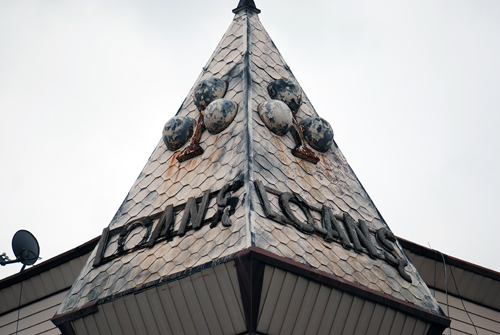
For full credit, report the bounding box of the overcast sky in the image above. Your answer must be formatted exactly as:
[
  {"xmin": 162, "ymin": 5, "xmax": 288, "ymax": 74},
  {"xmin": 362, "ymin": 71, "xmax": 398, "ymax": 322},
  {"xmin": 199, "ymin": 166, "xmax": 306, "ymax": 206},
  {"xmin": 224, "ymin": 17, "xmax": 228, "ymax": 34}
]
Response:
[{"xmin": 1, "ymin": 0, "xmax": 499, "ymax": 280}]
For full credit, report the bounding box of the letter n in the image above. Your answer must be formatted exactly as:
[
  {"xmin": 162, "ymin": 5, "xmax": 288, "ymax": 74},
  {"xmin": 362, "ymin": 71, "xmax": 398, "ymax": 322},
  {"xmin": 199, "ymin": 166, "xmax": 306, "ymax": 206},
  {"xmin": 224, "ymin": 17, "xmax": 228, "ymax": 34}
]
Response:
[
  {"xmin": 178, "ymin": 190, "xmax": 210, "ymax": 236},
  {"xmin": 321, "ymin": 205, "xmax": 351, "ymax": 248},
  {"xmin": 146, "ymin": 204, "xmax": 175, "ymax": 248},
  {"xmin": 343, "ymin": 213, "xmax": 379, "ymax": 259}
]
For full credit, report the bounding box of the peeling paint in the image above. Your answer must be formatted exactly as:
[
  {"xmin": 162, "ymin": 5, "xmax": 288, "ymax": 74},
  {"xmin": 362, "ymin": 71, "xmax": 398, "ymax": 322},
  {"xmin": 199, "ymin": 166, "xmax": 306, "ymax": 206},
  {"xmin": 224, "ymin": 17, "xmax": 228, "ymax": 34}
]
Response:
[
  {"xmin": 204, "ymin": 98, "xmax": 238, "ymax": 134},
  {"xmin": 301, "ymin": 117, "xmax": 334, "ymax": 152},
  {"xmin": 258, "ymin": 99, "xmax": 293, "ymax": 136},
  {"xmin": 268, "ymin": 78, "xmax": 302, "ymax": 112},
  {"xmin": 162, "ymin": 116, "xmax": 196, "ymax": 151},
  {"xmin": 193, "ymin": 78, "xmax": 227, "ymax": 111}
]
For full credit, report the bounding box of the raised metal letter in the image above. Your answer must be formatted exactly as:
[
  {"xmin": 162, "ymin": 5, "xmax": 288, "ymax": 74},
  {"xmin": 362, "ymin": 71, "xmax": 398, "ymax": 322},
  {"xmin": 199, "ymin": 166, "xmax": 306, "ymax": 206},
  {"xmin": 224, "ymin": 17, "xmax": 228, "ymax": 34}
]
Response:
[
  {"xmin": 146, "ymin": 204, "xmax": 175, "ymax": 248},
  {"xmin": 178, "ymin": 190, "xmax": 210, "ymax": 236},
  {"xmin": 343, "ymin": 214, "xmax": 379, "ymax": 259},
  {"xmin": 321, "ymin": 205, "xmax": 352, "ymax": 248},
  {"xmin": 279, "ymin": 192, "xmax": 315, "ymax": 234}
]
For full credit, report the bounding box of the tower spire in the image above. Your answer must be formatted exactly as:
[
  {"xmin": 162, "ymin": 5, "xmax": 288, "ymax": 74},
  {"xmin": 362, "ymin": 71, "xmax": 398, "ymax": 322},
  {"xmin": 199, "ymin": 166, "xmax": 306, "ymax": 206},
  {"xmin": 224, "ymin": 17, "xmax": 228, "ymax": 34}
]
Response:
[
  {"xmin": 53, "ymin": 3, "xmax": 450, "ymax": 334},
  {"xmin": 233, "ymin": 0, "xmax": 261, "ymax": 14}
]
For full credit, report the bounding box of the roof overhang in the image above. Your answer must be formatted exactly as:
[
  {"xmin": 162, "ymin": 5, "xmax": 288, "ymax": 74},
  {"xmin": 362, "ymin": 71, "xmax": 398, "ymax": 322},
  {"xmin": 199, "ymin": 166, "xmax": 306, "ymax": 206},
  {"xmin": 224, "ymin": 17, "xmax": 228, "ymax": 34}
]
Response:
[
  {"xmin": 0, "ymin": 236, "xmax": 99, "ymax": 316},
  {"xmin": 400, "ymin": 237, "xmax": 500, "ymax": 311},
  {"xmin": 52, "ymin": 247, "xmax": 450, "ymax": 335}
]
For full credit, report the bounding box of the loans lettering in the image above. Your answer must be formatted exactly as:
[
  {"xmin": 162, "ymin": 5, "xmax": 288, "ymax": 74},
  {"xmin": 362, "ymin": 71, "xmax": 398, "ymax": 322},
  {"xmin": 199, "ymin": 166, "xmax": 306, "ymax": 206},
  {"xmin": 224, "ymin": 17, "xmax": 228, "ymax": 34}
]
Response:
[{"xmin": 255, "ymin": 179, "xmax": 412, "ymax": 282}]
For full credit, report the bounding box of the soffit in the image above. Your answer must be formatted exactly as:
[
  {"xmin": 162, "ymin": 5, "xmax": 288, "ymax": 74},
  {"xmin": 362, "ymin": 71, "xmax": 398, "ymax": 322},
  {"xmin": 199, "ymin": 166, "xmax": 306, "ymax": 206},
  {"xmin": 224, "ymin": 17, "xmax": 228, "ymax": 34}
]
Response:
[
  {"xmin": 257, "ymin": 265, "xmax": 433, "ymax": 335},
  {"xmin": 61, "ymin": 255, "xmax": 447, "ymax": 335},
  {"xmin": 68, "ymin": 261, "xmax": 246, "ymax": 335}
]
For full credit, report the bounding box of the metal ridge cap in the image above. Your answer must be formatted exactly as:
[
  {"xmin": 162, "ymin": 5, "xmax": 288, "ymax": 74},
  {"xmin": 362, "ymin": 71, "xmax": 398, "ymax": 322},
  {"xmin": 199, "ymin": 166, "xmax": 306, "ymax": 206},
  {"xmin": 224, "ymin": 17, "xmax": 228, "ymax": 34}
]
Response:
[
  {"xmin": 233, "ymin": 0, "xmax": 261, "ymax": 14},
  {"xmin": 242, "ymin": 7, "xmax": 256, "ymax": 248}
]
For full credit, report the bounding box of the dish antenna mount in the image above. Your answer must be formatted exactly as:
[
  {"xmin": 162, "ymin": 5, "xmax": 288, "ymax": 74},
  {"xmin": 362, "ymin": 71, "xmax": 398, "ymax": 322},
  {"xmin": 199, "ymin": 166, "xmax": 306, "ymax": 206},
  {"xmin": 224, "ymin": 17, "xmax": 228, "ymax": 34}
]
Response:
[{"xmin": 1, "ymin": 230, "xmax": 40, "ymax": 271}]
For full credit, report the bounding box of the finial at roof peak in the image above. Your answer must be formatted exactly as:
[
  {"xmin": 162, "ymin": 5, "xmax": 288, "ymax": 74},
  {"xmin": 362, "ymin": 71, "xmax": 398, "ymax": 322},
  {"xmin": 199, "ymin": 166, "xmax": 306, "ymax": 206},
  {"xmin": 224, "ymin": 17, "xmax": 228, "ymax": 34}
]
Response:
[{"xmin": 233, "ymin": 0, "xmax": 261, "ymax": 14}]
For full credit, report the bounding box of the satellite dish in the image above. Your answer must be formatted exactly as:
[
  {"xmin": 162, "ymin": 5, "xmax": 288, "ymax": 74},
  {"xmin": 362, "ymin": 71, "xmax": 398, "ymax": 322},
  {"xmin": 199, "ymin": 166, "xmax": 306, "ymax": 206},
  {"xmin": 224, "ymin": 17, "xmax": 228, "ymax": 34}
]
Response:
[{"xmin": 12, "ymin": 230, "xmax": 40, "ymax": 266}]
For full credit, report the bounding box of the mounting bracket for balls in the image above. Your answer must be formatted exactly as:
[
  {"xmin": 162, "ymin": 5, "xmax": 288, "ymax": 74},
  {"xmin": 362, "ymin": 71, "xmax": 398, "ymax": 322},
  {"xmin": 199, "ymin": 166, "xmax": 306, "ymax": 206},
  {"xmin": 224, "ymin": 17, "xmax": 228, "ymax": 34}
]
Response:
[
  {"xmin": 177, "ymin": 113, "xmax": 206, "ymax": 163},
  {"xmin": 267, "ymin": 78, "xmax": 320, "ymax": 164},
  {"xmin": 289, "ymin": 114, "xmax": 320, "ymax": 164},
  {"xmin": 176, "ymin": 78, "xmax": 228, "ymax": 163}
]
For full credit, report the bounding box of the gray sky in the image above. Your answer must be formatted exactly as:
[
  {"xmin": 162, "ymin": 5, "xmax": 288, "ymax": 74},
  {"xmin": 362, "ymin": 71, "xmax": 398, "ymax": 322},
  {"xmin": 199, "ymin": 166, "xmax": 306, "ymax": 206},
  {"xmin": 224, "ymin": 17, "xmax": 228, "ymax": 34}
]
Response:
[{"xmin": 1, "ymin": 0, "xmax": 499, "ymax": 280}]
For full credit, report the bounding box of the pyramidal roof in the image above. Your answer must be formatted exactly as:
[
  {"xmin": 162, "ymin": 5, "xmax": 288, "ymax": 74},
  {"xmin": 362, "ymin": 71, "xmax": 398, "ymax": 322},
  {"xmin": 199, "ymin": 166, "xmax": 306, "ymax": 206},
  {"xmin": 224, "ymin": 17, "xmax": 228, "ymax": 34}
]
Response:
[{"xmin": 55, "ymin": 2, "xmax": 448, "ymax": 333}]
